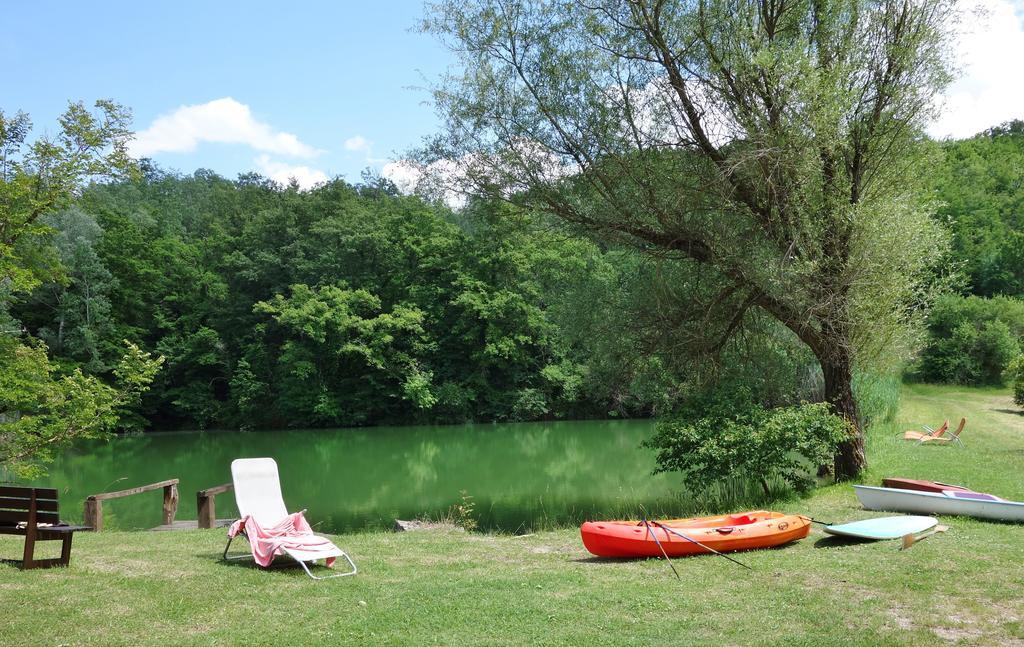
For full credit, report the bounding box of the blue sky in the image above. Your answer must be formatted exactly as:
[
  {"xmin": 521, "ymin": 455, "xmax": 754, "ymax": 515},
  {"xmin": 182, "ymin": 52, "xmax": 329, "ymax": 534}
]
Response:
[
  {"xmin": 7, "ymin": 1, "xmax": 453, "ymax": 186},
  {"xmin": 8, "ymin": 1, "xmax": 1024, "ymax": 190}
]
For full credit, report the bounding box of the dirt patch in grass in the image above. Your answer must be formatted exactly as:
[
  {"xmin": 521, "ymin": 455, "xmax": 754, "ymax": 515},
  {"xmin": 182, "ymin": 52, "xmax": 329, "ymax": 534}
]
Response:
[{"xmin": 932, "ymin": 619, "xmax": 983, "ymax": 644}]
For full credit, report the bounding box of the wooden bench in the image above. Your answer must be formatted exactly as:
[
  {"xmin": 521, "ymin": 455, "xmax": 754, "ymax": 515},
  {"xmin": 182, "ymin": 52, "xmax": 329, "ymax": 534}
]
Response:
[{"xmin": 0, "ymin": 486, "xmax": 90, "ymax": 569}]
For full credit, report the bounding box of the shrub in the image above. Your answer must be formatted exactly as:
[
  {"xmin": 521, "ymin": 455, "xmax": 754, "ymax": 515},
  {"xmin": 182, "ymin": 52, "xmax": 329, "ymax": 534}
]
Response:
[
  {"xmin": 644, "ymin": 391, "xmax": 849, "ymax": 497},
  {"xmin": 1006, "ymin": 355, "xmax": 1024, "ymax": 408},
  {"xmin": 916, "ymin": 295, "xmax": 1024, "ymax": 385}
]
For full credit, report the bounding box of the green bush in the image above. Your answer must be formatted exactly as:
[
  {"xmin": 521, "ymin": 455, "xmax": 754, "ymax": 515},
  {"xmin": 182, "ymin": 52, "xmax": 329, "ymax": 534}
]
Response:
[
  {"xmin": 644, "ymin": 391, "xmax": 849, "ymax": 497},
  {"xmin": 916, "ymin": 295, "xmax": 1024, "ymax": 385},
  {"xmin": 1006, "ymin": 355, "xmax": 1024, "ymax": 408}
]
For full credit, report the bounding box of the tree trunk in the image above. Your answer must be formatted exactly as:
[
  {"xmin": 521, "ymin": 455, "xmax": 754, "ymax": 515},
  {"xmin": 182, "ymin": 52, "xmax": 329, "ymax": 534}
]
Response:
[{"xmin": 821, "ymin": 348, "xmax": 865, "ymax": 480}]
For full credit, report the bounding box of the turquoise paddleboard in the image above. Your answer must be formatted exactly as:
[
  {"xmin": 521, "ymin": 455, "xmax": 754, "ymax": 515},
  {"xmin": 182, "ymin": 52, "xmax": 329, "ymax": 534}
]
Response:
[{"xmin": 824, "ymin": 515, "xmax": 937, "ymax": 540}]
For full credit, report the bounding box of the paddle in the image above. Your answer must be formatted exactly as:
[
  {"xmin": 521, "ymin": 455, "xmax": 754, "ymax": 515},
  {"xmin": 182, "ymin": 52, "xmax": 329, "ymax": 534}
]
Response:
[
  {"xmin": 650, "ymin": 521, "xmax": 753, "ymax": 571},
  {"xmin": 641, "ymin": 518, "xmax": 680, "ymax": 580},
  {"xmin": 900, "ymin": 524, "xmax": 949, "ymax": 550}
]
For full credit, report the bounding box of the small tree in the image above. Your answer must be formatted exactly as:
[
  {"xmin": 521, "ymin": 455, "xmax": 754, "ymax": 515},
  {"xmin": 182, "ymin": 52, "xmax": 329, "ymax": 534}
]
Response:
[
  {"xmin": 422, "ymin": 0, "xmax": 956, "ymax": 477},
  {"xmin": 0, "ymin": 340, "xmax": 162, "ymax": 478},
  {"xmin": 1, "ymin": 101, "xmax": 158, "ymax": 477}
]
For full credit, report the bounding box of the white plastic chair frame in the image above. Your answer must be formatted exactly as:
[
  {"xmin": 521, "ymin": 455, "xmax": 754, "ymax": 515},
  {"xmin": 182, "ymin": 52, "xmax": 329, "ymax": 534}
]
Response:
[{"xmin": 223, "ymin": 457, "xmax": 356, "ymax": 579}]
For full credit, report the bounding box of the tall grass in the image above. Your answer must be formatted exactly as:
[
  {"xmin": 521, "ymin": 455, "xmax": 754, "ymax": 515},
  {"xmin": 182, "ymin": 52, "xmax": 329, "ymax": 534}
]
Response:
[{"xmin": 853, "ymin": 371, "xmax": 902, "ymax": 430}]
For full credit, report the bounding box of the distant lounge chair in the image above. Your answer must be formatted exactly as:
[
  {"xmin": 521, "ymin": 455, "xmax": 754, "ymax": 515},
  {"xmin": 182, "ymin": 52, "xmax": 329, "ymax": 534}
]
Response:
[
  {"xmin": 902, "ymin": 419, "xmax": 948, "ymax": 442},
  {"xmin": 920, "ymin": 417, "xmax": 966, "ymax": 447},
  {"xmin": 222, "ymin": 457, "xmax": 356, "ymax": 579}
]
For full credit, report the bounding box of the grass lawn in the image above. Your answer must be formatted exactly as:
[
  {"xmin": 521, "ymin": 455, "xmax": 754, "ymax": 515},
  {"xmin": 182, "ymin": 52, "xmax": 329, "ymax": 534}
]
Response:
[{"xmin": 2, "ymin": 384, "xmax": 1023, "ymax": 646}]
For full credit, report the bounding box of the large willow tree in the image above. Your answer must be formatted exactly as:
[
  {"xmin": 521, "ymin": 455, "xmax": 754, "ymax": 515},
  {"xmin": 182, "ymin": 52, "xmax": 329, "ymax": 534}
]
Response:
[{"xmin": 422, "ymin": 0, "xmax": 954, "ymax": 477}]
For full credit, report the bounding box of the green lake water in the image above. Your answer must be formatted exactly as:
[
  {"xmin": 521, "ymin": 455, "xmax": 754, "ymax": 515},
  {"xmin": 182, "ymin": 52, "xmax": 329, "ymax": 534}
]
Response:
[{"xmin": 40, "ymin": 419, "xmax": 696, "ymax": 533}]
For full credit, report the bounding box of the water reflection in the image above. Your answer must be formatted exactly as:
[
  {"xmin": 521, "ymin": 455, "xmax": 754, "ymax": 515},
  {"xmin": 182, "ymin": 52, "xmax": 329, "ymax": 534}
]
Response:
[{"xmin": 39, "ymin": 419, "xmax": 698, "ymax": 533}]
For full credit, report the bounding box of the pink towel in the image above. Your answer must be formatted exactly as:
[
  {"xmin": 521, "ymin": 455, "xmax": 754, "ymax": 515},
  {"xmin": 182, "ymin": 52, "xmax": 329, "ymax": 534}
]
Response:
[{"xmin": 228, "ymin": 512, "xmax": 337, "ymax": 568}]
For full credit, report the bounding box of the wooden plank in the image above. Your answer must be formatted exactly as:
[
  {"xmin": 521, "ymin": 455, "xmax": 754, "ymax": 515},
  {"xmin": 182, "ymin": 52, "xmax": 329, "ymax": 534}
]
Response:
[
  {"xmin": 0, "ymin": 497, "xmax": 59, "ymax": 512},
  {"xmin": 150, "ymin": 518, "xmax": 232, "ymax": 531},
  {"xmin": 36, "ymin": 525, "xmax": 90, "ymax": 535},
  {"xmin": 198, "ymin": 483, "xmax": 233, "ymax": 497},
  {"xmin": 88, "ymin": 478, "xmax": 179, "ymax": 501},
  {"xmin": 0, "ymin": 509, "xmax": 59, "ymax": 524},
  {"xmin": 25, "ymin": 557, "xmax": 66, "ymax": 569},
  {"xmin": 0, "ymin": 526, "xmax": 86, "ymax": 536},
  {"xmin": 0, "ymin": 526, "xmax": 29, "ymax": 536},
  {"xmin": 0, "ymin": 486, "xmax": 57, "ymax": 499}
]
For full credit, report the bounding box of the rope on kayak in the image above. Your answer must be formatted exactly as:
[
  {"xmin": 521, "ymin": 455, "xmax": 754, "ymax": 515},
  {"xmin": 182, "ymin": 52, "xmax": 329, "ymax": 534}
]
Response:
[
  {"xmin": 641, "ymin": 518, "xmax": 680, "ymax": 580},
  {"xmin": 650, "ymin": 521, "xmax": 753, "ymax": 571}
]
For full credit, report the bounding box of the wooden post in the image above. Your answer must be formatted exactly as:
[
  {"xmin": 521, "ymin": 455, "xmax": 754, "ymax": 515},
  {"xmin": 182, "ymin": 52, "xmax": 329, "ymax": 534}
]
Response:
[
  {"xmin": 162, "ymin": 483, "xmax": 179, "ymax": 526},
  {"xmin": 84, "ymin": 497, "xmax": 102, "ymax": 532},
  {"xmin": 197, "ymin": 491, "xmax": 214, "ymax": 529},
  {"xmin": 195, "ymin": 483, "xmax": 232, "ymax": 529}
]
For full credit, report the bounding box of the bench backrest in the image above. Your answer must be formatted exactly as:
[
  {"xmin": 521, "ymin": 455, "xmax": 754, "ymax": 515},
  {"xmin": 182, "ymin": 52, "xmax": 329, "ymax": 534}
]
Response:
[{"xmin": 0, "ymin": 486, "xmax": 60, "ymax": 527}]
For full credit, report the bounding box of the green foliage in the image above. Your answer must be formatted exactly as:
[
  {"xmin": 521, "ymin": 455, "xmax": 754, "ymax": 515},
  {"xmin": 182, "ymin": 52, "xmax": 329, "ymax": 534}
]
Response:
[
  {"xmin": 445, "ymin": 490, "xmax": 478, "ymax": 531},
  {"xmin": 17, "ymin": 208, "xmax": 116, "ymax": 372},
  {"xmin": 934, "ymin": 121, "xmax": 1024, "ymax": 297},
  {"xmin": 423, "ymin": 0, "xmax": 958, "ymax": 477},
  {"xmin": 15, "ymin": 170, "xmax": 688, "ymax": 429},
  {"xmin": 915, "ymin": 295, "xmax": 1024, "ymax": 385},
  {"xmin": 852, "ymin": 372, "xmax": 902, "ymax": 429},
  {"xmin": 644, "ymin": 392, "xmax": 849, "ymax": 497},
  {"xmin": 0, "ymin": 102, "xmax": 133, "ymax": 296},
  {"xmin": 0, "ymin": 340, "xmax": 162, "ymax": 478},
  {"xmin": 254, "ymin": 284, "xmax": 432, "ymax": 426},
  {"xmin": 1, "ymin": 103, "xmax": 160, "ymax": 477},
  {"xmin": 1005, "ymin": 355, "xmax": 1024, "ymax": 408}
]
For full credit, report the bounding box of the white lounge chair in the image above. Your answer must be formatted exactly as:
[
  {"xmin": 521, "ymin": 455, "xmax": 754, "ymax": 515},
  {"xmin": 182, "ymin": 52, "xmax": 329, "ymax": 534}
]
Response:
[{"xmin": 222, "ymin": 457, "xmax": 356, "ymax": 579}]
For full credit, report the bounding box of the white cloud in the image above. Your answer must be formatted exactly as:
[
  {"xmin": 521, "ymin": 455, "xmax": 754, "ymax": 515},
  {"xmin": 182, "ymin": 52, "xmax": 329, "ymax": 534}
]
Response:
[
  {"xmin": 930, "ymin": 0, "xmax": 1024, "ymax": 138},
  {"xmin": 382, "ymin": 140, "xmax": 575, "ymax": 209},
  {"xmin": 381, "ymin": 160, "xmax": 422, "ymax": 194},
  {"xmin": 130, "ymin": 97, "xmax": 321, "ymax": 158},
  {"xmin": 382, "ymin": 158, "xmax": 469, "ymax": 208},
  {"xmin": 344, "ymin": 135, "xmax": 371, "ymax": 152},
  {"xmin": 255, "ymin": 155, "xmax": 329, "ymax": 190}
]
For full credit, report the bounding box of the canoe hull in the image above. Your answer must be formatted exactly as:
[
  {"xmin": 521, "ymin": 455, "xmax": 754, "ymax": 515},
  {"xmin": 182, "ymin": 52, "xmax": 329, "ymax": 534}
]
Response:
[
  {"xmin": 855, "ymin": 486, "xmax": 1024, "ymax": 522},
  {"xmin": 580, "ymin": 511, "xmax": 811, "ymax": 558},
  {"xmin": 881, "ymin": 478, "xmax": 970, "ymax": 493}
]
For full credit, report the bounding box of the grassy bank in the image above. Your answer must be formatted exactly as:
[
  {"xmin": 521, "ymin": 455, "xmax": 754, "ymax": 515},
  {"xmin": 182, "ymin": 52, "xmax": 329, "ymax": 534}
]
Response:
[{"xmin": 2, "ymin": 384, "xmax": 1023, "ymax": 646}]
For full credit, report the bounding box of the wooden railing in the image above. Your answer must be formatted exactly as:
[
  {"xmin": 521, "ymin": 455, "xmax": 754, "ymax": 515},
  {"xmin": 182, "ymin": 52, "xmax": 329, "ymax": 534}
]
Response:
[
  {"xmin": 84, "ymin": 479, "xmax": 179, "ymax": 532},
  {"xmin": 196, "ymin": 483, "xmax": 233, "ymax": 529}
]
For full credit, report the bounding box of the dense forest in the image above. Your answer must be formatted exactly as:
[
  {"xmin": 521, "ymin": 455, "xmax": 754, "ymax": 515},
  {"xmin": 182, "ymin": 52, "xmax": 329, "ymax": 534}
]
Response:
[
  {"xmin": 6, "ymin": 118, "xmax": 1024, "ymax": 433},
  {"xmin": 913, "ymin": 121, "xmax": 1024, "ymax": 395},
  {"xmin": 8, "ymin": 164, "xmax": 823, "ymax": 430}
]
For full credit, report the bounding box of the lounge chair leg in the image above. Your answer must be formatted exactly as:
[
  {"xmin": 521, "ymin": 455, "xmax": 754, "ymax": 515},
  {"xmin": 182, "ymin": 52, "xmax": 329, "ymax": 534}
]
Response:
[
  {"xmin": 293, "ymin": 551, "xmax": 357, "ymax": 580},
  {"xmin": 222, "ymin": 533, "xmax": 252, "ymax": 561}
]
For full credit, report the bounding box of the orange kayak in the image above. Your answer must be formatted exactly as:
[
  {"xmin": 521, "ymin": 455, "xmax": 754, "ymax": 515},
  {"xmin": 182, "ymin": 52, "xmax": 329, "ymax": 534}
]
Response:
[{"xmin": 580, "ymin": 511, "xmax": 810, "ymax": 558}]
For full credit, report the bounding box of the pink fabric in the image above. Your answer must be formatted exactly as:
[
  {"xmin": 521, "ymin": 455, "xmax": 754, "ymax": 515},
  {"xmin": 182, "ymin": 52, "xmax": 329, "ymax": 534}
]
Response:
[{"xmin": 229, "ymin": 512, "xmax": 337, "ymax": 568}]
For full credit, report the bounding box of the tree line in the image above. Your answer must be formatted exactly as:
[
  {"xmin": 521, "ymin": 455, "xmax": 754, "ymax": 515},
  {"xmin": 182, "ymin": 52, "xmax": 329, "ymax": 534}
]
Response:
[{"xmin": 8, "ymin": 167, "xmax": 762, "ymax": 430}]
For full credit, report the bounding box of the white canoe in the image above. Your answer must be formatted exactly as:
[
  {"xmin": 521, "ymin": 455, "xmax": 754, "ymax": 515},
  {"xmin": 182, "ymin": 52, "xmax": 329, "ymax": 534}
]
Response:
[{"xmin": 854, "ymin": 485, "xmax": 1024, "ymax": 522}]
